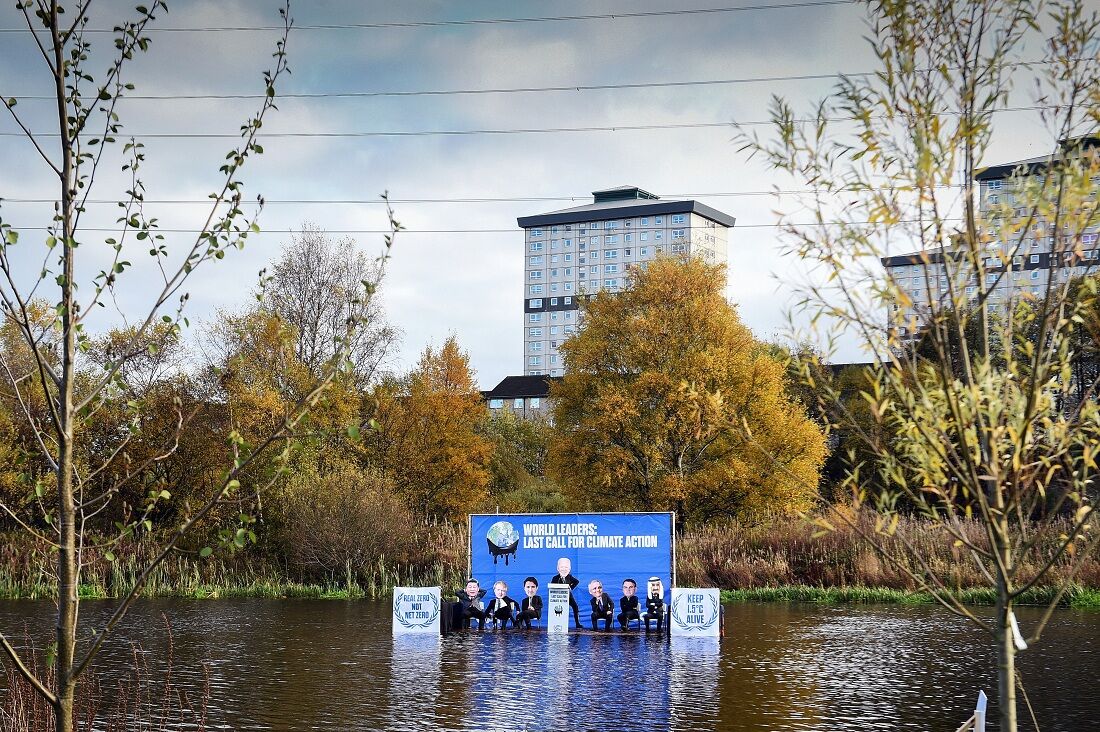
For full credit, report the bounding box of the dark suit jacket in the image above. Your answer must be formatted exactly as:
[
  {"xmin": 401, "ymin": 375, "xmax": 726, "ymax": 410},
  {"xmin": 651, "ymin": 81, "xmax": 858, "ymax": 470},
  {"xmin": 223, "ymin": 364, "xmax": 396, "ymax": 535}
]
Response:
[
  {"xmin": 550, "ymin": 573, "xmax": 579, "ymax": 591},
  {"xmin": 520, "ymin": 595, "xmax": 543, "ymax": 619},
  {"xmin": 485, "ymin": 596, "xmax": 518, "ymax": 616},
  {"xmin": 590, "ymin": 592, "xmax": 614, "ymax": 617},
  {"xmin": 619, "ymin": 595, "xmax": 641, "ymax": 615},
  {"xmin": 455, "ymin": 588, "xmax": 487, "ymax": 612}
]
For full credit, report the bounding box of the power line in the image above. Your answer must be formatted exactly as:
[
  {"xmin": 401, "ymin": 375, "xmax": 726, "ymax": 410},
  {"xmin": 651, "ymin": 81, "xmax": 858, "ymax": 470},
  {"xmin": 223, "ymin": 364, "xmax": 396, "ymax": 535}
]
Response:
[
  {"xmin": 0, "ymin": 188, "xmax": 966, "ymax": 206},
  {"xmin": 7, "ymin": 71, "xmax": 855, "ymax": 101},
  {"xmin": 0, "ymin": 1, "xmax": 857, "ymax": 34},
  {"xmin": 1, "ymin": 59, "xmax": 1062, "ymax": 101},
  {"xmin": 3, "ymin": 220, "xmax": 958, "ymax": 234},
  {"xmin": 0, "ymin": 106, "xmax": 1049, "ymax": 139}
]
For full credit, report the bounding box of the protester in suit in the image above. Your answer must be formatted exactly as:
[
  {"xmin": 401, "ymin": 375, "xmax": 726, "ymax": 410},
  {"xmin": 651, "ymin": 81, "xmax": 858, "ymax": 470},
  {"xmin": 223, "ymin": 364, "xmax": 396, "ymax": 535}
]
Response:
[
  {"xmin": 642, "ymin": 576, "xmax": 665, "ymax": 634},
  {"xmin": 456, "ymin": 579, "xmax": 487, "ymax": 629},
  {"xmin": 485, "ymin": 580, "xmax": 520, "ymax": 629},
  {"xmin": 550, "ymin": 557, "xmax": 581, "ymax": 628},
  {"xmin": 618, "ymin": 578, "xmax": 641, "ymax": 630},
  {"xmin": 588, "ymin": 579, "xmax": 615, "ymax": 631},
  {"xmin": 515, "ymin": 576, "xmax": 543, "ymax": 629}
]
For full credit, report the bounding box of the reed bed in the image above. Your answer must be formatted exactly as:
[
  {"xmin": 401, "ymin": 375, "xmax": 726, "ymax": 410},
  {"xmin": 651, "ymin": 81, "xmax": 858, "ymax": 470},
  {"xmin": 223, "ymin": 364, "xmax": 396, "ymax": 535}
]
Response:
[
  {"xmin": 1, "ymin": 512, "xmax": 1096, "ymax": 606},
  {"xmin": 678, "ymin": 512, "xmax": 1100, "ymax": 606}
]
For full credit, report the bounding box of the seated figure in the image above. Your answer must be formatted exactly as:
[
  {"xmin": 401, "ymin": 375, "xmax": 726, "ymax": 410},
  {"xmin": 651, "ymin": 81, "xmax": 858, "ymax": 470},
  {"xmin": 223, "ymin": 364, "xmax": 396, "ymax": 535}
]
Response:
[
  {"xmin": 485, "ymin": 580, "xmax": 520, "ymax": 629},
  {"xmin": 515, "ymin": 576, "xmax": 544, "ymax": 629},
  {"xmin": 588, "ymin": 579, "xmax": 614, "ymax": 631},
  {"xmin": 456, "ymin": 579, "xmax": 488, "ymax": 629},
  {"xmin": 642, "ymin": 576, "xmax": 665, "ymax": 634},
  {"xmin": 618, "ymin": 578, "xmax": 641, "ymax": 630}
]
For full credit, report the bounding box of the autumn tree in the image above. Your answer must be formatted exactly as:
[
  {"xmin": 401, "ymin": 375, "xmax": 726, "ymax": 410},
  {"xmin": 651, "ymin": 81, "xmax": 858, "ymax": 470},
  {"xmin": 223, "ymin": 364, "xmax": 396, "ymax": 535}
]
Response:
[
  {"xmin": 364, "ymin": 336, "xmax": 491, "ymax": 520},
  {"xmin": 740, "ymin": 1, "xmax": 1100, "ymax": 728},
  {"xmin": 0, "ymin": 5, "xmax": 394, "ymax": 731},
  {"xmin": 548, "ymin": 257, "xmax": 827, "ymax": 524},
  {"xmin": 482, "ymin": 409, "xmax": 565, "ymax": 513}
]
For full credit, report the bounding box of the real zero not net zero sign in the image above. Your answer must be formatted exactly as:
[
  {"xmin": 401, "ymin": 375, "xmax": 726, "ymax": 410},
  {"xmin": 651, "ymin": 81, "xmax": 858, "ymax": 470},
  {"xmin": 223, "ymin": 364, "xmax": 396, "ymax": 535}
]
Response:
[{"xmin": 470, "ymin": 513, "xmax": 673, "ymax": 624}]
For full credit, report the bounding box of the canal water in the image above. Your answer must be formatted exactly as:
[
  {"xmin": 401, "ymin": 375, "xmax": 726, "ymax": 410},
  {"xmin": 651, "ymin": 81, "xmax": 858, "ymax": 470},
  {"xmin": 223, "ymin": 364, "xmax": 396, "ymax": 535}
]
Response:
[{"xmin": 1, "ymin": 600, "xmax": 1096, "ymax": 730}]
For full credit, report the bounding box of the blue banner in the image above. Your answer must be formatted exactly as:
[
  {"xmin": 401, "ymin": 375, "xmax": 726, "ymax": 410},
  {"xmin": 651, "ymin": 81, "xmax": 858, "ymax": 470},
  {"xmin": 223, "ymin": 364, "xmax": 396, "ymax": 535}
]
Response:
[{"xmin": 469, "ymin": 512, "xmax": 674, "ymax": 629}]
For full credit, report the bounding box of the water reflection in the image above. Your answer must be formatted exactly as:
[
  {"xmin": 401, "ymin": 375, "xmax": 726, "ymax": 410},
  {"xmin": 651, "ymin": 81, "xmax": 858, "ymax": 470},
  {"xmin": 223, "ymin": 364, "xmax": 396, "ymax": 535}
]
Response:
[
  {"xmin": 0, "ymin": 600, "xmax": 1096, "ymax": 731},
  {"xmin": 388, "ymin": 635, "xmax": 441, "ymax": 731}
]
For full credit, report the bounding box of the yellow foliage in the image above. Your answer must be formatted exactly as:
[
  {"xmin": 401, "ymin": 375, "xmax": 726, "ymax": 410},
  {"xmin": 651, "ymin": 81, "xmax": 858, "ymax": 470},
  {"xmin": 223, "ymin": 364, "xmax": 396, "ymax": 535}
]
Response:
[{"xmin": 548, "ymin": 257, "xmax": 827, "ymax": 523}]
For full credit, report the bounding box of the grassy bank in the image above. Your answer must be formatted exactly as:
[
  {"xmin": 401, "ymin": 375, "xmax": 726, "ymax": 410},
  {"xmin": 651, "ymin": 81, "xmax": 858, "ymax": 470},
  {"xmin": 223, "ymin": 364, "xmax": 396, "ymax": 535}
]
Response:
[
  {"xmin": 2, "ymin": 513, "xmax": 1097, "ymax": 606},
  {"xmin": 720, "ymin": 585, "xmax": 1100, "ymax": 608}
]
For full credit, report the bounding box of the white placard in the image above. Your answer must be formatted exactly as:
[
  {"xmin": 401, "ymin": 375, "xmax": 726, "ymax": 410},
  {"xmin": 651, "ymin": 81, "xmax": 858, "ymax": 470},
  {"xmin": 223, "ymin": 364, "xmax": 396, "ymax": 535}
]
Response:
[
  {"xmin": 546, "ymin": 583, "xmax": 571, "ymax": 633},
  {"xmin": 392, "ymin": 586, "xmax": 441, "ymax": 634},
  {"xmin": 669, "ymin": 588, "xmax": 721, "ymax": 637}
]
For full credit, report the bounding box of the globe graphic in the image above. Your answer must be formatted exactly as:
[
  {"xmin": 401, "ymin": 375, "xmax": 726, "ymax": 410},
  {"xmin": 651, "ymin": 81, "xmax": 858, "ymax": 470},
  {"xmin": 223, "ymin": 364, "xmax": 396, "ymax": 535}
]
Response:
[{"xmin": 487, "ymin": 521, "xmax": 520, "ymax": 549}]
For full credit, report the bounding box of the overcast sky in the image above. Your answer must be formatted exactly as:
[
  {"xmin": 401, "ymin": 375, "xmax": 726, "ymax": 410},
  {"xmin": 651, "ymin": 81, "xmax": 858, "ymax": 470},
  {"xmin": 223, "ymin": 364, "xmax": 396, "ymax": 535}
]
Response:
[{"xmin": 0, "ymin": 0, "xmax": 1071, "ymax": 388}]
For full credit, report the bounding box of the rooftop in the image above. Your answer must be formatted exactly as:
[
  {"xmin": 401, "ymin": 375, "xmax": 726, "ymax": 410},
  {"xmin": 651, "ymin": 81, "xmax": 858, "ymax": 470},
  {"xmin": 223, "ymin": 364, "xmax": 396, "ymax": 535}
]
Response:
[
  {"xmin": 517, "ymin": 186, "xmax": 737, "ymax": 229},
  {"xmin": 481, "ymin": 374, "xmax": 561, "ymax": 400}
]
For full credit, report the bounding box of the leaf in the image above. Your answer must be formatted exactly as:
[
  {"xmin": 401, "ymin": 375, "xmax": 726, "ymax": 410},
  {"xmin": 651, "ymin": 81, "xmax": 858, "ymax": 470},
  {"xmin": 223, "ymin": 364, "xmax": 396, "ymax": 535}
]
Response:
[
  {"xmin": 104, "ymin": 551, "xmax": 116, "ymax": 562},
  {"xmin": 199, "ymin": 547, "xmax": 213, "ymax": 558}
]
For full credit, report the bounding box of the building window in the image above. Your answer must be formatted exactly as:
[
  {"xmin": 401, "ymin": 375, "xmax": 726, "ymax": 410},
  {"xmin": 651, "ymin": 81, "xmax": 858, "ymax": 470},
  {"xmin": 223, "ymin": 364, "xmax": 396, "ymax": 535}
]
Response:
[
  {"xmin": 605, "ymin": 264, "xmax": 619, "ymax": 273},
  {"xmin": 564, "ymin": 282, "xmax": 573, "ymax": 292},
  {"xmin": 604, "ymin": 278, "xmax": 618, "ymax": 287},
  {"xmin": 550, "ymin": 355, "xmax": 558, "ymax": 364},
  {"xmin": 529, "ymin": 313, "xmax": 542, "ymax": 322},
  {"xmin": 988, "ymin": 194, "xmax": 999, "ymax": 204},
  {"xmin": 530, "ymin": 256, "xmax": 543, "ymax": 265},
  {"xmin": 565, "ymin": 268, "xmax": 572, "ymax": 276},
  {"xmin": 565, "ymin": 253, "xmax": 573, "ymax": 262},
  {"xmin": 530, "ymin": 242, "xmax": 543, "ymax": 252},
  {"xmin": 550, "ymin": 297, "xmax": 558, "ymax": 306},
  {"xmin": 591, "ymin": 266, "xmax": 598, "ymax": 274},
  {"xmin": 605, "ymin": 235, "xmax": 618, "ymax": 244},
  {"xmin": 551, "ymin": 240, "xmax": 559, "ymax": 250},
  {"xmin": 564, "ymin": 239, "xmax": 572, "ymax": 247},
  {"xmin": 529, "ymin": 328, "xmax": 543, "ymax": 337},
  {"xmin": 530, "ymin": 285, "xmax": 543, "ymax": 295},
  {"xmin": 530, "ymin": 270, "xmax": 543, "ymax": 280},
  {"xmin": 550, "ymin": 326, "xmax": 560, "ymax": 335},
  {"xmin": 625, "ymin": 234, "xmax": 632, "ymax": 243},
  {"xmin": 988, "ymin": 180, "xmax": 1002, "ymax": 190},
  {"xmin": 624, "ymin": 248, "xmax": 632, "ymax": 256},
  {"xmin": 514, "ymin": 398, "xmax": 524, "ymax": 409},
  {"xmin": 529, "ymin": 298, "xmax": 542, "ymax": 308},
  {"xmin": 655, "ymin": 216, "xmax": 663, "ymax": 224},
  {"xmin": 530, "ymin": 342, "xmax": 542, "ymax": 351},
  {"xmin": 528, "ymin": 356, "xmax": 541, "ymax": 365},
  {"xmin": 640, "ymin": 247, "xmax": 648, "ymax": 256},
  {"xmin": 672, "ymin": 229, "xmax": 686, "ymax": 239},
  {"xmin": 672, "ymin": 214, "xmax": 686, "ymax": 224},
  {"xmin": 565, "ymin": 296, "xmax": 572, "ymax": 304},
  {"xmin": 605, "ymin": 250, "xmax": 618, "ymax": 258},
  {"xmin": 550, "ymin": 268, "xmax": 558, "ymax": 277},
  {"xmin": 641, "ymin": 217, "xmax": 649, "ymax": 225},
  {"xmin": 640, "ymin": 232, "xmax": 649, "ymax": 242},
  {"xmin": 530, "ymin": 398, "xmax": 541, "ymax": 408},
  {"xmin": 551, "ymin": 283, "xmax": 559, "ymax": 292},
  {"xmin": 605, "ymin": 220, "xmax": 617, "ymax": 229},
  {"xmin": 654, "ymin": 231, "xmax": 663, "ymax": 240},
  {"xmin": 590, "ymin": 236, "xmax": 600, "ymax": 246},
  {"xmin": 1030, "ymin": 254, "xmax": 1040, "ymax": 263},
  {"xmin": 1031, "ymin": 270, "xmax": 1040, "ymax": 280},
  {"xmin": 531, "ymin": 229, "xmax": 543, "ymax": 237},
  {"xmin": 489, "ymin": 399, "xmax": 503, "ymax": 409}
]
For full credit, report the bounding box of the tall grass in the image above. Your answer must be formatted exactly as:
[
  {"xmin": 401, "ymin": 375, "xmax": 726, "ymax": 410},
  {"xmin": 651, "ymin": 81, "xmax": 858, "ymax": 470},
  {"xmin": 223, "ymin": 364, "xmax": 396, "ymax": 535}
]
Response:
[
  {"xmin": 679, "ymin": 512, "xmax": 1100, "ymax": 605},
  {"xmin": 2, "ymin": 512, "xmax": 1096, "ymax": 604},
  {"xmin": 0, "ymin": 520, "xmax": 468, "ymax": 601}
]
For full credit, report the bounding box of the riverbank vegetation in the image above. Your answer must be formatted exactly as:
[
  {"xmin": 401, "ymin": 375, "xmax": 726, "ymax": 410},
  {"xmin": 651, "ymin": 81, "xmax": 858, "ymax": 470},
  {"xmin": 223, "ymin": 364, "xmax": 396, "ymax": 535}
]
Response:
[{"xmin": 3, "ymin": 513, "xmax": 1096, "ymax": 606}]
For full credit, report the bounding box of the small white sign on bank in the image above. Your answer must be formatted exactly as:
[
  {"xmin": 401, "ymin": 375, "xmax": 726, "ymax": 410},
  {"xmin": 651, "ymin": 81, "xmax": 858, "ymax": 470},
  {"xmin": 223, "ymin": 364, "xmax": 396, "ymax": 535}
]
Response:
[
  {"xmin": 669, "ymin": 588, "xmax": 721, "ymax": 637},
  {"xmin": 392, "ymin": 586, "xmax": 441, "ymax": 635},
  {"xmin": 546, "ymin": 583, "xmax": 571, "ymax": 633}
]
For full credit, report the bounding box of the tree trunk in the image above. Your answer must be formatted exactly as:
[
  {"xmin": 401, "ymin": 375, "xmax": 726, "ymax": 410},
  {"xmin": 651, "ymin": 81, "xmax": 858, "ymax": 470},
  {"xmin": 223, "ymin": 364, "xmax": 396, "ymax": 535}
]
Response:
[{"xmin": 996, "ymin": 590, "xmax": 1018, "ymax": 732}]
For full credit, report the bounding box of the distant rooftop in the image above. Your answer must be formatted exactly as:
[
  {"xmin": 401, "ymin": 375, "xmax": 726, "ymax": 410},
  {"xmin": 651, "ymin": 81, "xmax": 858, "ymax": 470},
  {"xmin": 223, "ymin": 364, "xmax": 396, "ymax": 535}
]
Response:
[
  {"xmin": 481, "ymin": 374, "xmax": 561, "ymax": 400},
  {"xmin": 976, "ymin": 136, "xmax": 1100, "ymax": 181},
  {"xmin": 517, "ymin": 186, "xmax": 736, "ymax": 229}
]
